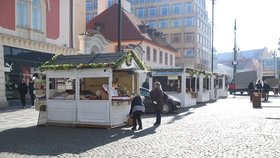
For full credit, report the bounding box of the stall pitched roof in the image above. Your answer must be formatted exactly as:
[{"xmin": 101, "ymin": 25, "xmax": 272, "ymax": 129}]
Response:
[
  {"xmin": 40, "ymin": 51, "xmax": 146, "ymax": 71},
  {"xmin": 49, "ymin": 52, "xmax": 125, "ymax": 65}
]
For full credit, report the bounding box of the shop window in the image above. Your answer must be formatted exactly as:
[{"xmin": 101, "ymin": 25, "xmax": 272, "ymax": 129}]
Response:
[
  {"xmin": 153, "ymin": 76, "xmax": 181, "ymax": 92},
  {"xmin": 186, "ymin": 77, "xmax": 196, "ymax": 92},
  {"xmin": 80, "ymin": 77, "xmax": 109, "ymax": 100},
  {"xmin": 203, "ymin": 78, "xmax": 209, "ymax": 90},
  {"xmin": 219, "ymin": 78, "xmax": 223, "ymax": 88},
  {"xmin": 48, "ymin": 78, "xmax": 76, "ymax": 100},
  {"xmin": 146, "ymin": 46, "xmax": 151, "ymax": 61}
]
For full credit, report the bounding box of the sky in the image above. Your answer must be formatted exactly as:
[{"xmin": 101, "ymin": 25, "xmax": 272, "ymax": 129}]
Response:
[{"xmin": 207, "ymin": 0, "xmax": 280, "ymax": 53}]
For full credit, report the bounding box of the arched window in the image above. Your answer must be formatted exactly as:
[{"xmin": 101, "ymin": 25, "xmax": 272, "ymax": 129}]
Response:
[
  {"xmin": 32, "ymin": 0, "xmax": 42, "ymax": 31},
  {"xmin": 17, "ymin": 0, "xmax": 28, "ymax": 28}
]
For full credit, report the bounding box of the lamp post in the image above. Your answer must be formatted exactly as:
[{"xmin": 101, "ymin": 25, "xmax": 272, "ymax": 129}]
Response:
[
  {"xmin": 117, "ymin": 0, "xmax": 122, "ymax": 52},
  {"xmin": 211, "ymin": 0, "xmax": 215, "ymax": 72},
  {"xmin": 232, "ymin": 19, "xmax": 238, "ymax": 95}
]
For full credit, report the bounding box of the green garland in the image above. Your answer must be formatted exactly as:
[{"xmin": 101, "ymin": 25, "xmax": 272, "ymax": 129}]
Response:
[{"xmin": 40, "ymin": 51, "xmax": 146, "ymax": 71}]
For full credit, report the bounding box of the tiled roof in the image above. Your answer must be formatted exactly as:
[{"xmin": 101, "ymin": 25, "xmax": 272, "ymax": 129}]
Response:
[{"xmin": 87, "ymin": 4, "xmax": 177, "ymax": 52}]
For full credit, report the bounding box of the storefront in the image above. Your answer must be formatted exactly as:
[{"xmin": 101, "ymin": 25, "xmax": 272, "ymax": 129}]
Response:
[
  {"xmin": 4, "ymin": 46, "xmax": 54, "ymax": 100},
  {"xmin": 41, "ymin": 51, "xmax": 146, "ymax": 128}
]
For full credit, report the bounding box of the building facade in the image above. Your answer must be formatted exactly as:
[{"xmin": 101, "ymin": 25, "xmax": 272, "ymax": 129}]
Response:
[
  {"xmin": 86, "ymin": 0, "xmax": 212, "ymax": 71},
  {"xmin": 84, "ymin": 4, "xmax": 177, "ymax": 68},
  {"xmin": 0, "ymin": 0, "xmax": 86, "ymax": 106}
]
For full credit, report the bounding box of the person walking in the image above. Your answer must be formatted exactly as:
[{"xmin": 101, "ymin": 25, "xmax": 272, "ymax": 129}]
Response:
[
  {"xmin": 263, "ymin": 81, "xmax": 271, "ymax": 102},
  {"xmin": 129, "ymin": 95, "xmax": 145, "ymax": 130},
  {"xmin": 17, "ymin": 79, "xmax": 28, "ymax": 108},
  {"xmin": 28, "ymin": 78, "xmax": 35, "ymax": 107},
  {"xmin": 150, "ymin": 82, "xmax": 165, "ymax": 126},
  {"xmin": 248, "ymin": 80, "xmax": 255, "ymax": 102}
]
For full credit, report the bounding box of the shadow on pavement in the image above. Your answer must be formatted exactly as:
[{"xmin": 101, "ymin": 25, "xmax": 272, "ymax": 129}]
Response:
[
  {"xmin": 0, "ymin": 125, "xmax": 152, "ymax": 156},
  {"xmin": 265, "ymin": 117, "xmax": 280, "ymax": 120}
]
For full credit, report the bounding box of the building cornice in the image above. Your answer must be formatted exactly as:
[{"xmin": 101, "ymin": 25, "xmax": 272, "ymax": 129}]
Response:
[{"xmin": 0, "ymin": 33, "xmax": 78, "ymax": 55}]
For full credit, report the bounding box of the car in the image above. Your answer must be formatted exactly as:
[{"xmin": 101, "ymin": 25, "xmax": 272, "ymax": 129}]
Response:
[{"xmin": 140, "ymin": 87, "xmax": 181, "ymax": 114}]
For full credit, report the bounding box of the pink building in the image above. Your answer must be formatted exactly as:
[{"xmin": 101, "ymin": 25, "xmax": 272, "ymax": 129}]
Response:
[{"xmin": 0, "ymin": 0, "xmax": 86, "ymax": 106}]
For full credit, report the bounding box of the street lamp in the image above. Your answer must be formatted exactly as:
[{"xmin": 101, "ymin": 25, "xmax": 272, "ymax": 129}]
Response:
[
  {"xmin": 211, "ymin": 0, "xmax": 215, "ymax": 72},
  {"xmin": 232, "ymin": 19, "xmax": 238, "ymax": 95},
  {"xmin": 117, "ymin": 0, "xmax": 122, "ymax": 52}
]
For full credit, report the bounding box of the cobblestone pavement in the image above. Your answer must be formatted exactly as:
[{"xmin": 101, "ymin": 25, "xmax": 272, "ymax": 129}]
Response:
[{"xmin": 1, "ymin": 95, "xmax": 280, "ymax": 158}]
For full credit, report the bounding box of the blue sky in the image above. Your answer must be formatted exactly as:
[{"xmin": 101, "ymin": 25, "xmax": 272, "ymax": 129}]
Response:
[{"xmin": 207, "ymin": 0, "xmax": 280, "ymax": 53}]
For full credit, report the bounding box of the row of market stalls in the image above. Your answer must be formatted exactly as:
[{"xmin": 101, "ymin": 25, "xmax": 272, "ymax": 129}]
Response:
[
  {"xmin": 150, "ymin": 68, "xmax": 228, "ymax": 107},
  {"xmin": 39, "ymin": 51, "xmax": 228, "ymax": 128}
]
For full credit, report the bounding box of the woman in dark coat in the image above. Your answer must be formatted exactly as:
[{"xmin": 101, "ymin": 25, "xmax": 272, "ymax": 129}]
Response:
[
  {"xmin": 17, "ymin": 79, "xmax": 28, "ymax": 108},
  {"xmin": 28, "ymin": 79, "xmax": 35, "ymax": 106},
  {"xmin": 150, "ymin": 82, "xmax": 165, "ymax": 126},
  {"xmin": 129, "ymin": 95, "xmax": 145, "ymax": 130}
]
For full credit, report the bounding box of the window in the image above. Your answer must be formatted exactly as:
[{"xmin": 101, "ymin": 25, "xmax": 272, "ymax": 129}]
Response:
[
  {"xmin": 48, "ymin": 78, "xmax": 76, "ymax": 100},
  {"xmin": 171, "ymin": 33, "xmax": 181, "ymax": 43},
  {"xmin": 173, "ymin": 3, "xmax": 182, "ymax": 15},
  {"xmin": 159, "ymin": 51, "xmax": 163, "ymax": 64},
  {"xmin": 79, "ymin": 77, "xmax": 109, "ymax": 100},
  {"xmin": 184, "ymin": 48, "xmax": 194, "ymax": 57},
  {"xmin": 165, "ymin": 52, "xmax": 168, "ymax": 65},
  {"xmin": 185, "ymin": 17, "xmax": 194, "ymax": 26},
  {"xmin": 184, "ymin": 32, "xmax": 194, "ymax": 43},
  {"xmin": 171, "ymin": 18, "xmax": 181, "ymax": 28},
  {"xmin": 17, "ymin": 0, "xmax": 28, "ymax": 28},
  {"xmin": 136, "ymin": 8, "xmax": 145, "ymax": 18},
  {"xmin": 160, "ymin": 5, "xmax": 169, "ymax": 16},
  {"xmin": 147, "ymin": 21, "xmax": 157, "ymax": 29},
  {"xmin": 153, "ymin": 49, "xmax": 157, "ymax": 62},
  {"xmin": 86, "ymin": 1, "xmax": 93, "ymax": 11},
  {"xmin": 148, "ymin": 7, "xmax": 157, "ymax": 17},
  {"xmin": 159, "ymin": 20, "xmax": 168, "ymax": 29},
  {"xmin": 32, "ymin": 0, "xmax": 42, "ymax": 31},
  {"xmin": 146, "ymin": 46, "xmax": 151, "ymax": 61},
  {"xmin": 185, "ymin": 2, "xmax": 192, "ymax": 14},
  {"xmin": 138, "ymin": 0, "xmax": 145, "ymax": 4},
  {"xmin": 170, "ymin": 54, "xmax": 173, "ymax": 66}
]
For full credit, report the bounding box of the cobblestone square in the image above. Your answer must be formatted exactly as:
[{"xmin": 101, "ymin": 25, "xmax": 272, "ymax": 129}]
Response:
[{"xmin": 1, "ymin": 95, "xmax": 280, "ymax": 158}]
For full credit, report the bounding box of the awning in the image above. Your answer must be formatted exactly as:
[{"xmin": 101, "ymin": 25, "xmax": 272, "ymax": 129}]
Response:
[{"xmin": 152, "ymin": 71, "xmax": 183, "ymax": 76}]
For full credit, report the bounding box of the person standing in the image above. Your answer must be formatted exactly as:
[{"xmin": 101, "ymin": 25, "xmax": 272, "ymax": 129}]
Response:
[
  {"xmin": 17, "ymin": 79, "xmax": 28, "ymax": 108},
  {"xmin": 129, "ymin": 95, "xmax": 145, "ymax": 130},
  {"xmin": 28, "ymin": 79, "xmax": 35, "ymax": 107},
  {"xmin": 142, "ymin": 79, "xmax": 149, "ymax": 89},
  {"xmin": 150, "ymin": 82, "xmax": 165, "ymax": 126},
  {"xmin": 248, "ymin": 80, "xmax": 255, "ymax": 101},
  {"xmin": 263, "ymin": 81, "xmax": 271, "ymax": 102}
]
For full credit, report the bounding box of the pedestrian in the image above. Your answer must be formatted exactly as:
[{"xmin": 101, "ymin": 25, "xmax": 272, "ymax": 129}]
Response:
[
  {"xmin": 277, "ymin": 81, "xmax": 280, "ymax": 95},
  {"xmin": 248, "ymin": 80, "xmax": 255, "ymax": 101},
  {"xmin": 28, "ymin": 78, "xmax": 35, "ymax": 107},
  {"xmin": 255, "ymin": 80, "xmax": 262, "ymax": 92},
  {"xmin": 17, "ymin": 79, "xmax": 28, "ymax": 108},
  {"xmin": 129, "ymin": 95, "xmax": 145, "ymax": 130},
  {"xmin": 263, "ymin": 80, "xmax": 271, "ymax": 102},
  {"xmin": 150, "ymin": 82, "xmax": 165, "ymax": 126},
  {"xmin": 142, "ymin": 79, "xmax": 149, "ymax": 89}
]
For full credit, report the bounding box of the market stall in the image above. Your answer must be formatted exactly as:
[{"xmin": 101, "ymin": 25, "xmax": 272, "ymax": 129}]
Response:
[
  {"xmin": 40, "ymin": 51, "xmax": 146, "ymax": 128},
  {"xmin": 217, "ymin": 74, "xmax": 229, "ymax": 98},
  {"xmin": 197, "ymin": 71, "xmax": 211, "ymax": 103},
  {"xmin": 185, "ymin": 68, "xmax": 198, "ymax": 107}
]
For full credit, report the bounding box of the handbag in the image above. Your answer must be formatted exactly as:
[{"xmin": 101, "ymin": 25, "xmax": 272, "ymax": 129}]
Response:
[{"xmin": 127, "ymin": 116, "xmax": 133, "ymax": 126}]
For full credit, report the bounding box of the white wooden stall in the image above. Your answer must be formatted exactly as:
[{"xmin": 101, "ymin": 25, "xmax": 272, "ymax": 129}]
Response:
[{"xmin": 42, "ymin": 51, "xmax": 146, "ymax": 128}]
